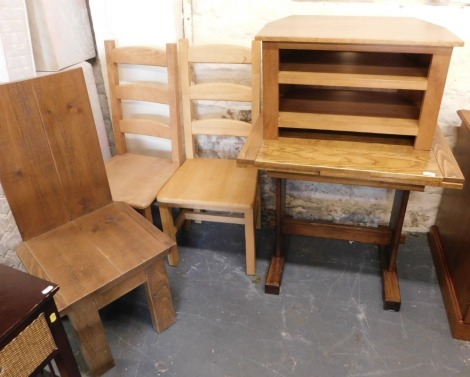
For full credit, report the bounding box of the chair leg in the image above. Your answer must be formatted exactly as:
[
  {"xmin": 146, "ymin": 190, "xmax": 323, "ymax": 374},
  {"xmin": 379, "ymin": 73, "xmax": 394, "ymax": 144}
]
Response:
[
  {"xmin": 255, "ymin": 184, "xmax": 262, "ymax": 230},
  {"xmin": 144, "ymin": 259, "xmax": 176, "ymax": 332},
  {"xmin": 159, "ymin": 203, "xmax": 180, "ymax": 266},
  {"xmin": 140, "ymin": 205, "xmax": 154, "ymax": 223},
  {"xmin": 193, "ymin": 209, "xmax": 202, "ymax": 224},
  {"xmin": 67, "ymin": 300, "xmax": 114, "ymax": 377},
  {"xmin": 244, "ymin": 209, "xmax": 256, "ymax": 276}
]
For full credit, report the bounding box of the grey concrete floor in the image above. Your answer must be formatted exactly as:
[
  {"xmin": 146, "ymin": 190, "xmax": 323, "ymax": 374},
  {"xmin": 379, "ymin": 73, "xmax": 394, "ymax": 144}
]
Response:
[{"xmin": 65, "ymin": 221, "xmax": 470, "ymax": 377}]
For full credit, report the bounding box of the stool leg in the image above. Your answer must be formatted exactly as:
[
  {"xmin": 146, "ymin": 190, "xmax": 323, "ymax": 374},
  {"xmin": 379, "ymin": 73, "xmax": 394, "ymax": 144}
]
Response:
[
  {"xmin": 67, "ymin": 300, "xmax": 114, "ymax": 376},
  {"xmin": 159, "ymin": 203, "xmax": 180, "ymax": 266},
  {"xmin": 144, "ymin": 259, "xmax": 176, "ymax": 332},
  {"xmin": 244, "ymin": 209, "xmax": 256, "ymax": 275},
  {"xmin": 140, "ymin": 205, "xmax": 154, "ymax": 223}
]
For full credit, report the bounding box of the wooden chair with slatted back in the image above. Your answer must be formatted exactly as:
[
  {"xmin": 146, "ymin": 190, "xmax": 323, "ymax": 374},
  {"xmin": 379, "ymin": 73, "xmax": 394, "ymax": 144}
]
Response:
[
  {"xmin": 0, "ymin": 68, "xmax": 176, "ymax": 377},
  {"xmin": 157, "ymin": 39, "xmax": 261, "ymax": 275},
  {"xmin": 104, "ymin": 40, "xmax": 183, "ymax": 222}
]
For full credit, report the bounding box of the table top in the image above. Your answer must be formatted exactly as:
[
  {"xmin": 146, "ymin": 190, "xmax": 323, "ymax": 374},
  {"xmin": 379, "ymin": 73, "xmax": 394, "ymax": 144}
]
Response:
[
  {"xmin": 238, "ymin": 116, "xmax": 464, "ymax": 191},
  {"xmin": 0, "ymin": 264, "xmax": 58, "ymax": 340},
  {"xmin": 255, "ymin": 16, "xmax": 463, "ymax": 47},
  {"xmin": 459, "ymin": 110, "xmax": 470, "ymax": 131}
]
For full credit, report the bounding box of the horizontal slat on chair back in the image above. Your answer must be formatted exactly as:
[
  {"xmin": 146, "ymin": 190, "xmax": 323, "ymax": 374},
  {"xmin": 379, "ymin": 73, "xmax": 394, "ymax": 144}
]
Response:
[
  {"xmin": 0, "ymin": 69, "xmax": 112, "ymax": 240},
  {"xmin": 111, "ymin": 46, "xmax": 168, "ymax": 66},
  {"xmin": 188, "ymin": 44, "xmax": 252, "ymax": 64},
  {"xmin": 116, "ymin": 82, "xmax": 170, "ymax": 104},
  {"xmin": 120, "ymin": 119, "xmax": 171, "ymax": 139},
  {"xmin": 189, "ymin": 83, "xmax": 252, "ymax": 102},
  {"xmin": 192, "ymin": 119, "xmax": 252, "ymax": 137},
  {"xmin": 179, "ymin": 39, "xmax": 260, "ymax": 158},
  {"xmin": 115, "ymin": 81, "xmax": 173, "ymax": 139}
]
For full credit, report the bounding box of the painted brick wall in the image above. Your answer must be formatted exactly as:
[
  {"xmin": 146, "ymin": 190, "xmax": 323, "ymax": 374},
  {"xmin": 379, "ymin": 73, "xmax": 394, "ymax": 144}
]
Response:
[{"xmin": 0, "ymin": 0, "xmax": 35, "ymax": 82}]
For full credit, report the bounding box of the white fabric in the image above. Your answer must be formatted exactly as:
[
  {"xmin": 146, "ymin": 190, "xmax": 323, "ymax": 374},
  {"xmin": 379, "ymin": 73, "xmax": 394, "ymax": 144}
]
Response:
[{"xmin": 26, "ymin": 0, "xmax": 96, "ymax": 71}]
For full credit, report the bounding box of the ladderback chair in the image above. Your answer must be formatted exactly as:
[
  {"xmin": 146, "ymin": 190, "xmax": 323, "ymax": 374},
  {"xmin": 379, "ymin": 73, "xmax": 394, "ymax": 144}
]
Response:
[
  {"xmin": 0, "ymin": 68, "xmax": 176, "ymax": 376},
  {"xmin": 104, "ymin": 40, "xmax": 183, "ymax": 222},
  {"xmin": 157, "ymin": 38, "xmax": 261, "ymax": 275}
]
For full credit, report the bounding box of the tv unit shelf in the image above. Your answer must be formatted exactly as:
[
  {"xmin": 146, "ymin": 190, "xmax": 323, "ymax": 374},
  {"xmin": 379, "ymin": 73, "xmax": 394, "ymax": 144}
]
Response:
[{"xmin": 256, "ymin": 16, "xmax": 463, "ymax": 150}]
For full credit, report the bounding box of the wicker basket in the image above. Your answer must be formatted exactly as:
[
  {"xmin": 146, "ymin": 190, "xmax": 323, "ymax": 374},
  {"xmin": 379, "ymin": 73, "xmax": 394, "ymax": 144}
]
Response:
[{"xmin": 0, "ymin": 313, "xmax": 57, "ymax": 377}]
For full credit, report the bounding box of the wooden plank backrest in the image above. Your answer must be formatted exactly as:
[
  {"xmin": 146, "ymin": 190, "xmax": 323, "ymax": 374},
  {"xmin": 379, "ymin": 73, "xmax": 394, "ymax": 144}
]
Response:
[
  {"xmin": 104, "ymin": 40, "xmax": 183, "ymax": 164},
  {"xmin": 0, "ymin": 69, "xmax": 112, "ymax": 240},
  {"xmin": 179, "ymin": 38, "xmax": 261, "ymax": 159}
]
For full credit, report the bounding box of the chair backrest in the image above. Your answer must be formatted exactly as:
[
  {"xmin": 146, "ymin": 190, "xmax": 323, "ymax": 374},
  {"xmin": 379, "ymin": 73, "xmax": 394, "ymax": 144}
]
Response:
[
  {"xmin": 178, "ymin": 38, "xmax": 261, "ymax": 159},
  {"xmin": 0, "ymin": 68, "xmax": 112, "ymax": 240},
  {"xmin": 105, "ymin": 40, "xmax": 183, "ymax": 164}
]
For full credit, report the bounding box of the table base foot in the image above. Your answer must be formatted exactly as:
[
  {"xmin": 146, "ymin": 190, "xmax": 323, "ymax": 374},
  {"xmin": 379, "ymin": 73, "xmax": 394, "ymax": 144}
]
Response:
[
  {"xmin": 381, "ymin": 248, "xmax": 401, "ymax": 312},
  {"xmin": 265, "ymin": 255, "xmax": 285, "ymax": 295}
]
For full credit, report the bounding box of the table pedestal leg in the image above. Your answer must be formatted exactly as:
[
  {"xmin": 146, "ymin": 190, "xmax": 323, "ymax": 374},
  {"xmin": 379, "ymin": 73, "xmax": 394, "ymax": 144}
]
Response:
[
  {"xmin": 264, "ymin": 178, "xmax": 410, "ymax": 311},
  {"xmin": 381, "ymin": 189, "xmax": 410, "ymax": 311},
  {"xmin": 265, "ymin": 178, "xmax": 286, "ymax": 294}
]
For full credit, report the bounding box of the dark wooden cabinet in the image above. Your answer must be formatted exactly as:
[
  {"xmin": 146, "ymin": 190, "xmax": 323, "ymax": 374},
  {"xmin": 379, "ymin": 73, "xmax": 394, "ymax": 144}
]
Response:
[
  {"xmin": 429, "ymin": 110, "xmax": 470, "ymax": 340},
  {"xmin": 0, "ymin": 264, "xmax": 81, "ymax": 376}
]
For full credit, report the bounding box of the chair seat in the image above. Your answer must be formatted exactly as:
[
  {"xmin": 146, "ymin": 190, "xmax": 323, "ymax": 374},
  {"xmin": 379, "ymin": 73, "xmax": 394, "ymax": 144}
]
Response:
[
  {"xmin": 157, "ymin": 158, "xmax": 258, "ymax": 210},
  {"xmin": 16, "ymin": 202, "xmax": 175, "ymax": 314},
  {"xmin": 105, "ymin": 153, "xmax": 180, "ymax": 209}
]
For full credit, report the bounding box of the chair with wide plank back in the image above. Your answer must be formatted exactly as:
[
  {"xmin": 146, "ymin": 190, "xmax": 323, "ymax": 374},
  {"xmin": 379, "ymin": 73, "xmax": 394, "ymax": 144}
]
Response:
[
  {"xmin": 0, "ymin": 68, "xmax": 176, "ymax": 376},
  {"xmin": 104, "ymin": 40, "xmax": 183, "ymax": 222},
  {"xmin": 157, "ymin": 38, "xmax": 261, "ymax": 275}
]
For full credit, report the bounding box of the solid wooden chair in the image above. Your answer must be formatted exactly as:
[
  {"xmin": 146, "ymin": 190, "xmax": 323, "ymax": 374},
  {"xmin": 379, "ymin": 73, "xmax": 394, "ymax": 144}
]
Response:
[
  {"xmin": 157, "ymin": 39, "xmax": 261, "ymax": 275},
  {"xmin": 0, "ymin": 68, "xmax": 176, "ymax": 376},
  {"xmin": 104, "ymin": 40, "xmax": 183, "ymax": 222}
]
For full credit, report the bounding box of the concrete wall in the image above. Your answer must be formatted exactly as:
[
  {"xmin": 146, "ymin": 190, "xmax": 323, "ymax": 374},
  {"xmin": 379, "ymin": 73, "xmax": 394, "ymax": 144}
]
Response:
[{"xmin": 89, "ymin": 0, "xmax": 470, "ymax": 233}]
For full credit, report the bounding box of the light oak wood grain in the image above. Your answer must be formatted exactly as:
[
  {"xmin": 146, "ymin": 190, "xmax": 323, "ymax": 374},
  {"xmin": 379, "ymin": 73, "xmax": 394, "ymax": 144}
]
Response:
[
  {"xmin": 104, "ymin": 40, "xmax": 183, "ymax": 222},
  {"xmin": 240, "ymin": 124, "xmax": 463, "ymax": 190},
  {"xmin": 158, "ymin": 159, "xmax": 257, "ymax": 210},
  {"xmin": 188, "ymin": 44, "xmax": 252, "ymax": 63},
  {"xmin": 105, "ymin": 154, "xmax": 179, "ymax": 209},
  {"xmin": 157, "ymin": 39, "xmax": 261, "ymax": 275},
  {"xmin": 111, "ymin": 46, "xmax": 168, "ymax": 66}
]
